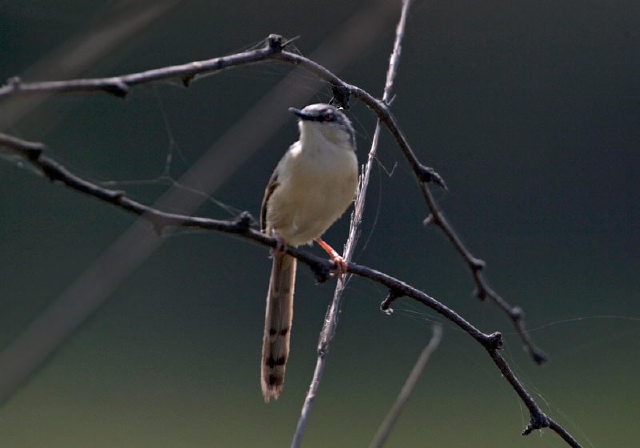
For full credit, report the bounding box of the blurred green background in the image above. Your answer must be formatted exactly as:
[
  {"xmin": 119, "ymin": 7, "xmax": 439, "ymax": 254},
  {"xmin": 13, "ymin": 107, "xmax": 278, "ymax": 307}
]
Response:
[{"xmin": 1, "ymin": 0, "xmax": 638, "ymax": 447}]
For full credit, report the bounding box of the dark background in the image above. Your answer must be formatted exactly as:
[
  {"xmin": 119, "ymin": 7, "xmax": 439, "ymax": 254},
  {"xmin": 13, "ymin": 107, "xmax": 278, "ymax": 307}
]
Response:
[{"xmin": 1, "ymin": 0, "xmax": 638, "ymax": 446}]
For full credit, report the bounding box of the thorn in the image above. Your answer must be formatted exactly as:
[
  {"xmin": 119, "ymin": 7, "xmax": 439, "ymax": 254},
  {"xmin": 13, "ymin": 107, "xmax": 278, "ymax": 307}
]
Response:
[
  {"xmin": 474, "ymin": 287, "xmax": 487, "ymax": 301},
  {"xmin": 103, "ymin": 81, "xmax": 129, "ymax": 98},
  {"xmin": 233, "ymin": 211, "xmax": 253, "ymax": 232},
  {"xmin": 330, "ymin": 85, "xmax": 351, "ymax": 110},
  {"xmin": 380, "ymin": 290, "xmax": 402, "ymax": 314},
  {"xmin": 522, "ymin": 410, "xmax": 550, "ymax": 435},
  {"xmin": 417, "ymin": 164, "xmax": 447, "ymax": 191},
  {"xmin": 182, "ymin": 75, "xmax": 194, "ymax": 87},
  {"xmin": 484, "ymin": 331, "xmax": 503, "ymax": 350},
  {"xmin": 531, "ymin": 349, "xmax": 549, "ymax": 365},
  {"xmin": 266, "ymin": 34, "xmax": 285, "ymax": 52},
  {"xmin": 470, "ymin": 257, "xmax": 486, "ymax": 271},
  {"xmin": 511, "ymin": 306, "xmax": 524, "ymax": 321}
]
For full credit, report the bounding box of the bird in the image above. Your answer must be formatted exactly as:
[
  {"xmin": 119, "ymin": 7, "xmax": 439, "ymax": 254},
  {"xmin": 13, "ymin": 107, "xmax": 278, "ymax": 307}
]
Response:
[{"xmin": 260, "ymin": 103, "xmax": 358, "ymax": 402}]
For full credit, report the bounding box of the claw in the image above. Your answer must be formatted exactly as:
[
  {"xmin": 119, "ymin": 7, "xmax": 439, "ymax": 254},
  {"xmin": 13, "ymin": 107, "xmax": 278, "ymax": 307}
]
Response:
[
  {"xmin": 314, "ymin": 237, "xmax": 348, "ymax": 279},
  {"xmin": 270, "ymin": 230, "xmax": 287, "ymax": 257},
  {"xmin": 332, "ymin": 254, "xmax": 348, "ymax": 279}
]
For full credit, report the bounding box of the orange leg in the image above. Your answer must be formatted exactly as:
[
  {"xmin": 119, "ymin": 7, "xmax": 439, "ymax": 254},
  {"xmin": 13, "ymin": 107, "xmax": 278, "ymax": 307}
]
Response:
[{"xmin": 314, "ymin": 237, "xmax": 348, "ymax": 278}]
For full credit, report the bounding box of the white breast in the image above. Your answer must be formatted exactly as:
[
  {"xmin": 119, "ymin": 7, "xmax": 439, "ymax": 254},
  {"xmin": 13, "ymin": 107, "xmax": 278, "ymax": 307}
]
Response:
[{"xmin": 266, "ymin": 135, "xmax": 358, "ymax": 247}]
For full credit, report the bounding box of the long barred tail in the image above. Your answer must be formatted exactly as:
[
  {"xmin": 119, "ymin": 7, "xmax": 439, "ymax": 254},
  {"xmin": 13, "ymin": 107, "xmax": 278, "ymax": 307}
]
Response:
[{"xmin": 261, "ymin": 252, "xmax": 296, "ymax": 402}]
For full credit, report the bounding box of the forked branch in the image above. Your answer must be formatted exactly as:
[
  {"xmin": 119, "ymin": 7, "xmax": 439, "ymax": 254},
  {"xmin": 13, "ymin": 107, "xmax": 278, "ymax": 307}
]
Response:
[
  {"xmin": 0, "ymin": 34, "xmax": 579, "ymax": 447},
  {"xmin": 1, "ymin": 33, "xmax": 543, "ymax": 363},
  {"xmin": 1, "ymin": 132, "xmax": 581, "ymax": 447}
]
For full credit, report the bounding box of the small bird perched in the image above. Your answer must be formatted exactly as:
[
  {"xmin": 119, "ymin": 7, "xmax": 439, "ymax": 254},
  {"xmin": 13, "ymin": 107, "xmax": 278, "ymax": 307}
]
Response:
[{"xmin": 260, "ymin": 103, "xmax": 358, "ymax": 402}]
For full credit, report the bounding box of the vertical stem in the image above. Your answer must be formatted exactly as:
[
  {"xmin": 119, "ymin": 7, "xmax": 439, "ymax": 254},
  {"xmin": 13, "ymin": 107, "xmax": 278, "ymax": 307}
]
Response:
[{"xmin": 291, "ymin": 1, "xmax": 414, "ymax": 446}]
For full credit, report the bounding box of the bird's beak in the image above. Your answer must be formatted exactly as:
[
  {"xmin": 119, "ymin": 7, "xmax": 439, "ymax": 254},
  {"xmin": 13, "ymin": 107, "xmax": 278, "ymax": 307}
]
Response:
[{"xmin": 289, "ymin": 107, "xmax": 311, "ymax": 120}]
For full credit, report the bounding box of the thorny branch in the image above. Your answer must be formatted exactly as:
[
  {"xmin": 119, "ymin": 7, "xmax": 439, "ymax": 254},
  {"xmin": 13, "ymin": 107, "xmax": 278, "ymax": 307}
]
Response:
[
  {"xmin": 1, "ymin": 34, "xmax": 545, "ymax": 363},
  {"xmin": 293, "ymin": 0, "xmax": 415, "ymax": 444},
  {"xmin": 1, "ymin": 133, "xmax": 580, "ymax": 447},
  {"xmin": 0, "ymin": 34, "xmax": 580, "ymax": 447}
]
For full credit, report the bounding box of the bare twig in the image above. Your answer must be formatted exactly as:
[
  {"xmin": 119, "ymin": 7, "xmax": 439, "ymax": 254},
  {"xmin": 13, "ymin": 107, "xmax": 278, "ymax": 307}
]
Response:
[
  {"xmin": 0, "ymin": 38, "xmax": 446, "ymax": 191},
  {"xmin": 292, "ymin": 0, "xmax": 414, "ymax": 445},
  {"xmin": 0, "ymin": 132, "xmax": 582, "ymax": 447},
  {"xmin": 0, "ymin": 31, "xmax": 581, "ymax": 447},
  {"xmin": 1, "ymin": 32, "xmax": 540, "ymax": 364},
  {"xmin": 0, "ymin": 0, "xmax": 179, "ymax": 131},
  {"xmin": 0, "ymin": 35, "xmax": 285, "ymax": 99},
  {"xmin": 0, "ymin": 0, "xmax": 400, "ymax": 407},
  {"xmin": 277, "ymin": 48, "xmax": 547, "ymax": 363},
  {"xmin": 369, "ymin": 324, "xmax": 443, "ymax": 448},
  {"xmin": 420, "ymin": 186, "xmax": 549, "ymax": 363}
]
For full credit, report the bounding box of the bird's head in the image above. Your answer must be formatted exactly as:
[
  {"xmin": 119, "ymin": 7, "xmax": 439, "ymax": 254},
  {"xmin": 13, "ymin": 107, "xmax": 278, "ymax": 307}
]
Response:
[{"xmin": 289, "ymin": 103, "xmax": 356, "ymax": 148}]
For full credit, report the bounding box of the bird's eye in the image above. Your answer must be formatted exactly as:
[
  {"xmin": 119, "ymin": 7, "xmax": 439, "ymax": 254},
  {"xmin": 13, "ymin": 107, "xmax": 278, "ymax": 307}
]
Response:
[{"xmin": 322, "ymin": 113, "xmax": 335, "ymax": 122}]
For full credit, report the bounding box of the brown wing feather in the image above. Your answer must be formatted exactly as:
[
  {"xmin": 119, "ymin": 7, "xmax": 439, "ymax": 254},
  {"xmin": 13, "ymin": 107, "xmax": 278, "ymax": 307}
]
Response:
[{"xmin": 260, "ymin": 168, "xmax": 280, "ymax": 233}]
